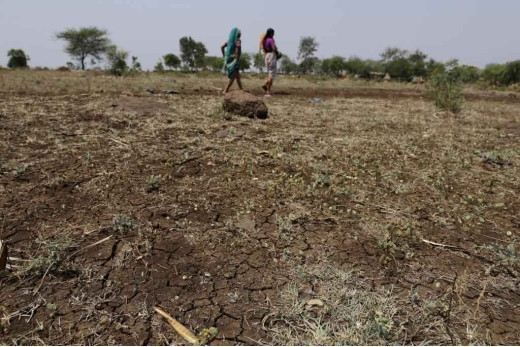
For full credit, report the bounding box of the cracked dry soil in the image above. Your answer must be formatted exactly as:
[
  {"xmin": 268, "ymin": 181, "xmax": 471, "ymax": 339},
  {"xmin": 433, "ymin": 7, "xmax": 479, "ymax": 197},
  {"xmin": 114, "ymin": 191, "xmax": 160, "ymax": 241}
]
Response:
[{"xmin": 1, "ymin": 90, "xmax": 519, "ymax": 345}]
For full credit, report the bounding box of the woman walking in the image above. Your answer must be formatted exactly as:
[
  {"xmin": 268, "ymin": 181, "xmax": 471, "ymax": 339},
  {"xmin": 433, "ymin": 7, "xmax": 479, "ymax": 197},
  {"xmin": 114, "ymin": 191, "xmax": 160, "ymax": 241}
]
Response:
[
  {"xmin": 222, "ymin": 27, "xmax": 243, "ymax": 94},
  {"xmin": 260, "ymin": 28, "xmax": 279, "ymax": 97}
]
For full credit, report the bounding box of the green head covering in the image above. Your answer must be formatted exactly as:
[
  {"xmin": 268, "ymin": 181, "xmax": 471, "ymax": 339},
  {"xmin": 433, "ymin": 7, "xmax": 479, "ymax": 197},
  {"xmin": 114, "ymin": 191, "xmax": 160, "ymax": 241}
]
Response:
[{"xmin": 225, "ymin": 27, "xmax": 240, "ymax": 58}]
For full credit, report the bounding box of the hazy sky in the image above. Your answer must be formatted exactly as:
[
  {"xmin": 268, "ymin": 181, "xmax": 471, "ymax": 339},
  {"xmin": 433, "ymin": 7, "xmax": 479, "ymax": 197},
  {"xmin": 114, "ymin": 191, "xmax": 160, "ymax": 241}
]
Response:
[{"xmin": 1, "ymin": 0, "xmax": 519, "ymax": 69}]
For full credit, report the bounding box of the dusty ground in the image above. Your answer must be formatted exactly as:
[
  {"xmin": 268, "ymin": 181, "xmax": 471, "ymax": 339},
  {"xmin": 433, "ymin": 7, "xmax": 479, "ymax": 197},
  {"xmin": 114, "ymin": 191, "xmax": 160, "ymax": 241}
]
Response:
[{"xmin": 1, "ymin": 71, "xmax": 519, "ymax": 345}]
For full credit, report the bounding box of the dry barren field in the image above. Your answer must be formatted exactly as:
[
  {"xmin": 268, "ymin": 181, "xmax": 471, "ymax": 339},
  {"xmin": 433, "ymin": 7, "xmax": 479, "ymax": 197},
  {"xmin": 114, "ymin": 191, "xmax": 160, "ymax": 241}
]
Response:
[{"xmin": 1, "ymin": 71, "xmax": 519, "ymax": 345}]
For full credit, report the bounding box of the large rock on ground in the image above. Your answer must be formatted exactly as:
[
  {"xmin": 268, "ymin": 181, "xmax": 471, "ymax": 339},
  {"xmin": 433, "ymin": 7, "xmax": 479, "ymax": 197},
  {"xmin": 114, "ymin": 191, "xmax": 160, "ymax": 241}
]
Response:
[{"xmin": 223, "ymin": 90, "xmax": 268, "ymax": 119}]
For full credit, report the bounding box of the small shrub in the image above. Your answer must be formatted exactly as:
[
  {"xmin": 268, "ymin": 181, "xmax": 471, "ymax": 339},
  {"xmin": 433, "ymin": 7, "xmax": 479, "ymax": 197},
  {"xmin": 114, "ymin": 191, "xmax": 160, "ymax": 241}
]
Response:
[
  {"xmin": 146, "ymin": 175, "xmax": 161, "ymax": 192},
  {"xmin": 428, "ymin": 60, "xmax": 464, "ymax": 113},
  {"xmin": 19, "ymin": 235, "xmax": 75, "ymax": 276},
  {"xmin": 113, "ymin": 214, "xmax": 136, "ymax": 232},
  {"xmin": 105, "ymin": 45, "xmax": 128, "ymax": 76},
  {"xmin": 154, "ymin": 61, "xmax": 165, "ymax": 73}
]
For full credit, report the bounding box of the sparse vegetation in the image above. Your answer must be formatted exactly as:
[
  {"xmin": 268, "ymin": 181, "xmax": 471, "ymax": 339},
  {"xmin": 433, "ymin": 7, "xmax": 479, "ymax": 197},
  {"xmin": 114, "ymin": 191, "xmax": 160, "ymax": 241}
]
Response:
[
  {"xmin": 145, "ymin": 174, "xmax": 161, "ymax": 192},
  {"xmin": 0, "ymin": 71, "xmax": 518, "ymax": 345},
  {"xmin": 105, "ymin": 45, "xmax": 128, "ymax": 76},
  {"xmin": 113, "ymin": 214, "xmax": 136, "ymax": 232},
  {"xmin": 428, "ymin": 60, "xmax": 464, "ymax": 113}
]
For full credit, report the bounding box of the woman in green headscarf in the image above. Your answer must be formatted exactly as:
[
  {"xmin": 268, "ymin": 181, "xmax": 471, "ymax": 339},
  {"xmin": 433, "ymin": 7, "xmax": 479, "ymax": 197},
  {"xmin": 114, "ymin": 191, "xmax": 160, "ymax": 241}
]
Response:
[{"xmin": 221, "ymin": 27, "xmax": 243, "ymax": 94}]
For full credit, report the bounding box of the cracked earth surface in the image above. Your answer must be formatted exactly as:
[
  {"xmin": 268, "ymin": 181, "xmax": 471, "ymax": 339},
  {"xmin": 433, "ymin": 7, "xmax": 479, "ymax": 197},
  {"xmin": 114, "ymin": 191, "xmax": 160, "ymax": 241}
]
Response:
[{"xmin": 1, "ymin": 90, "xmax": 519, "ymax": 345}]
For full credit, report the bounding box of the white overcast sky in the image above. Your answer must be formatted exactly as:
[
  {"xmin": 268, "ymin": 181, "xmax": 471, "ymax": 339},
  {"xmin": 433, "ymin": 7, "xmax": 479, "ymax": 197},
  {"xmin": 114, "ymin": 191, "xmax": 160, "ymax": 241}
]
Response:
[{"xmin": 1, "ymin": 0, "xmax": 519, "ymax": 69}]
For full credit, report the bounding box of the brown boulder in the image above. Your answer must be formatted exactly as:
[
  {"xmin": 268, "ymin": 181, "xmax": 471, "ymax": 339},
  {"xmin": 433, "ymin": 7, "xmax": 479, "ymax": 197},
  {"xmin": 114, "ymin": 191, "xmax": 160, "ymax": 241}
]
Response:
[{"xmin": 223, "ymin": 90, "xmax": 268, "ymax": 119}]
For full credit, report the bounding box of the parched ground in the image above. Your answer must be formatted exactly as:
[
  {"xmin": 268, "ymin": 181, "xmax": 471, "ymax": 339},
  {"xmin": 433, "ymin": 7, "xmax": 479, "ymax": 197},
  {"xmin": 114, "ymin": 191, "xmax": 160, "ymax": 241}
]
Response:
[{"xmin": 1, "ymin": 72, "xmax": 519, "ymax": 345}]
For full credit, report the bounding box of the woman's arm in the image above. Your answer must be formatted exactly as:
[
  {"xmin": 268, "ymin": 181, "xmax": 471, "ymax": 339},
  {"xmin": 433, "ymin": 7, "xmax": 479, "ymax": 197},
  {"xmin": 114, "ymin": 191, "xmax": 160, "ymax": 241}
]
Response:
[
  {"xmin": 221, "ymin": 43, "xmax": 227, "ymax": 57},
  {"xmin": 235, "ymin": 41, "xmax": 241, "ymax": 61}
]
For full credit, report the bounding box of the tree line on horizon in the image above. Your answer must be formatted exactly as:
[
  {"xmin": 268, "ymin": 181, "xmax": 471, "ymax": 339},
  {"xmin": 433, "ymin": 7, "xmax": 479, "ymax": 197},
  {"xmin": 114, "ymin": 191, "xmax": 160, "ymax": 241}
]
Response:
[{"xmin": 3, "ymin": 26, "xmax": 520, "ymax": 86}]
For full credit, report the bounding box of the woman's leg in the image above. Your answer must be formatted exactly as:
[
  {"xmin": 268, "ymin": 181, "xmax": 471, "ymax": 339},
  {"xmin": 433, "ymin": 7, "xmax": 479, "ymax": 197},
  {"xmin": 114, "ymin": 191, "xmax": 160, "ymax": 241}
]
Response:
[
  {"xmin": 264, "ymin": 76, "xmax": 271, "ymax": 93},
  {"xmin": 236, "ymin": 70, "xmax": 243, "ymax": 90},
  {"xmin": 224, "ymin": 74, "xmax": 236, "ymax": 93}
]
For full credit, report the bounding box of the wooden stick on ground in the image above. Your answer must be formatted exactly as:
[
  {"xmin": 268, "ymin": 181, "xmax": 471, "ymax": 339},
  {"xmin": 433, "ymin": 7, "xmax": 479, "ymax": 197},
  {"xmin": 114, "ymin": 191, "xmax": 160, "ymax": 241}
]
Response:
[
  {"xmin": 153, "ymin": 306, "xmax": 199, "ymax": 345},
  {"xmin": 33, "ymin": 261, "xmax": 55, "ymax": 295},
  {"xmin": 422, "ymin": 238, "xmax": 457, "ymax": 248},
  {"xmin": 67, "ymin": 236, "xmax": 113, "ymax": 260}
]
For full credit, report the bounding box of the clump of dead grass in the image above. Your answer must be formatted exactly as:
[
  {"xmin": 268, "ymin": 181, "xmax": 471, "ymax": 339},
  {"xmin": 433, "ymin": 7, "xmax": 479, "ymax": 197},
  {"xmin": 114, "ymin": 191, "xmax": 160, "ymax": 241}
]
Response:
[
  {"xmin": 263, "ymin": 265, "xmax": 403, "ymax": 345},
  {"xmin": 18, "ymin": 233, "xmax": 76, "ymax": 277}
]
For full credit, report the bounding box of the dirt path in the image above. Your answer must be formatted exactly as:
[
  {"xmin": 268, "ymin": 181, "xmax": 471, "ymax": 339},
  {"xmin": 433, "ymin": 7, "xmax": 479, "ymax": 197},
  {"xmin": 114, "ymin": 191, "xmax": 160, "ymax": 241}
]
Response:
[{"xmin": 1, "ymin": 87, "xmax": 519, "ymax": 104}]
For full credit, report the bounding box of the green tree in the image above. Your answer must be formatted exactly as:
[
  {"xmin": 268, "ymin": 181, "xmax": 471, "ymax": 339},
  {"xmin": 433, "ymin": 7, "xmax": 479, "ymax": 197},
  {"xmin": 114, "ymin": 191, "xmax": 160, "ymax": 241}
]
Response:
[
  {"xmin": 253, "ymin": 52, "xmax": 265, "ymax": 73},
  {"xmin": 163, "ymin": 53, "xmax": 181, "ymax": 70},
  {"xmin": 408, "ymin": 49, "xmax": 428, "ymax": 77},
  {"xmin": 322, "ymin": 56, "xmax": 345, "ymax": 77},
  {"xmin": 499, "ymin": 60, "xmax": 520, "ymax": 85},
  {"xmin": 154, "ymin": 61, "xmax": 165, "ymax": 72},
  {"xmin": 239, "ymin": 52, "xmax": 252, "ymax": 72},
  {"xmin": 56, "ymin": 27, "xmax": 110, "ymax": 70},
  {"xmin": 426, "ymin": 58, "xmax": 445, "ymax": 77},
  {"xmin": 7, "ymin": 49, "xmax": 30, "ymax": 69},
  {"xmin": 344, "ymin": 56, "xmax": 374, "ymax": 76},
  {"xmin": 279, "ymin": 56, "xmax": 298, "ymax": 74},
  {"xmin": 204, "ymin": 56, "xmax": 224, "ymax": 72},
  {"xmin": 299, "ymin": 57, "xmax": 320, "ymax": 74},
  {"xmin": 457, "ymin": 65, "xmax": 480, "ymax": 83},
  {"xmin": 481, "ymin": 63, "xmax": 503, "ymax": 85},
  {"xmin": 179, "ymin": 37, "xmax": 207, "ymax": 70},
  {"xmin": 298, "ymin": 37, "xmax": 319, "ymax": 60},
  {"xmin": 380, "ymin": 47, "xmax": 412, "ymax": 80},
  {"xmin": 105, "ymin": 45, "xmax": 128, "ymax": 76}
]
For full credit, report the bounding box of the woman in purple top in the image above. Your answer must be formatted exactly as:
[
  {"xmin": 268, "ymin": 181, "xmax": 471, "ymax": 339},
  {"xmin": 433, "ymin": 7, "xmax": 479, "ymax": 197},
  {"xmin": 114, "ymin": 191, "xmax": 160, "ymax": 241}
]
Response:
[{"xmin": 259, "ymin": 28, "xmax": 279, "ymax": 97}]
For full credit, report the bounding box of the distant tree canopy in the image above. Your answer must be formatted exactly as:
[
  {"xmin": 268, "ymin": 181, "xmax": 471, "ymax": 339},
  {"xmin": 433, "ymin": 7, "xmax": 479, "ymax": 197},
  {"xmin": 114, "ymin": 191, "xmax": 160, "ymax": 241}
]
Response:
[
  {"xmin": 239, "ymin": 52, "xmax": 252, "ymax": 72},
  {"xmin": 163, "ymin": 53, "xmax": 181, "ymax": 70},
  {"xmin": 7, "ymin": 49, "xmax": 30, "ymax": 69},
  {"xmin": 298, "ymin": 37, "xmax": 319, "ymax": 61},
  {"xmin": 56, "ymin": 27, "xmax": 110, "ymax": 70},
  {"xmin": 322, "ymin": 56, "xmax": 345, "ymax": 77},
  {"xmin": 154, "ymin": 61, "xmax": 165, "ymax": 72},
  {"xmin": 299, "ymin": 57, "xmax": 321, "ymax": 74},
  {"xmin": 179, "ymin": 37, "xmax": 207, "ymax": 70},
  {"xmin": 253, "ymin": 52, "xmax": 264, "ymax": 73},
  {"xmin": 499, "ymin": 60, "xmax": 520, "ymax": 85},
  {"xmin": 343, "ymin": 57, "xmax": 382, "ymax": 77},
  {"xmin": 480, "ymin": 62, "xmax": 520, "ymax": 86},
  {"xmin": 204, "ymin": 56, "xmax": 224, "ymax": 72},
  {"xmin": 380, "ymin": 47, "xmax": 413, "ymax": 81},
  {"xmin": 279, "ymin": 56, "xmax": 299, "ymax": 74}
]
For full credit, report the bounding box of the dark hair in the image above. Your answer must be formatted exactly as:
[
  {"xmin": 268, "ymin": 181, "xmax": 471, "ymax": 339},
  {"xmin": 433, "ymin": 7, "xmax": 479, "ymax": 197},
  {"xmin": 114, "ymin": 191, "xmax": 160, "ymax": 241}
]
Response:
[{"xmin": 266, "ymin": 28, "xmax": 275, "ymax": 38}]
